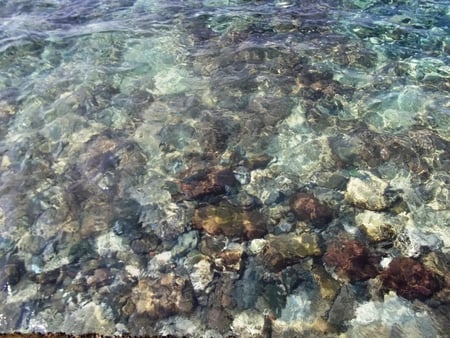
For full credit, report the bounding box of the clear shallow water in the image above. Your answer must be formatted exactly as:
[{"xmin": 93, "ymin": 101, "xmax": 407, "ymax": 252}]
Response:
[{"xmin": 0, "ymin": 0, "xmax": 450, "ymax": 336}]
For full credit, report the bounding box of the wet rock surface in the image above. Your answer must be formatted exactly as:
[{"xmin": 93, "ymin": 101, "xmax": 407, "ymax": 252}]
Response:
[
  {"xmin": 327, "ymin": 285, "xmax": 357, "ymax": 328},
  {"xmin": 323, "ymin": 239, "xmax": 380, "ymax": 282},
  {"xmin": 354, "ymin": 210, "xmax": 402, "ymax": 242},
  {"xmin": 394, "ymin": 227, "xmax": 444, "ymax": 258},
  {"xmin": 130, "ymin": 274, "xmax": 195, "ymax": 320},
  {"xmin": 263, "ymin": 233, "xmax": 322, "ymax": 272},
  {"xmin": 192, "ymin": 201, "xmax": 267, "ymax": 240},
  {"xmin": 345, "ymin": 171, "xmax": 392, "ymax": 211},
  {"xmin": 180, "ymin": 168, "xmax": 239, "ymax": 201},
  {"xmin": 289, "ymin": 192, "xmax": 334, "ymax": 227},
  {"xmin": 381, "ymin": 257, "xmax": 441, "ymax": 300}
]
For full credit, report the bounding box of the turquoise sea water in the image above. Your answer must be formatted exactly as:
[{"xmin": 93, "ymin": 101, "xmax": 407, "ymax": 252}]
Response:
[{"xmin": 1, "ymin": 0, "xmax": 450, "ymax": 336}]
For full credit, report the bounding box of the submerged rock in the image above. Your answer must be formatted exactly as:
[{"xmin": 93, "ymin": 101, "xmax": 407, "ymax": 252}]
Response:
[
  {"xmin": 349, "ymin": 293, "xmax": 441, "ymax": 338},
  {"xmin": 327, "ymin": 285, "xmax": 357, "ymax": 328},
  {"xmin": 74, "ymin": 133, "xmax": 147, "ymax": 197},
  {"xmin": 231, "ymin": 310, "xmax": 269, "ymax": 338},
  {"xmin": 345, "ymin": 171, "xmax": 392, "ymax": 211},
  {"xmin": 215, "ymin": 243, "xmax": 245, "ymax": 273},
  {"xmin": 192, "ymin": 201, "xmax": 267, "ymax": 240},
  {"xmin": 130, "ymin": 233, "xmax": 161, "ymax": 256},
  {"xmin": 394, "ymin": 227, "xmax": 444, "ymax": 258},
  {"xmin": 354, "ymin": 210, "xmax": 402, "ymax": 242},
  {"xmin": 263, "ymin": 233, "xmax": 321, "ymax": 272},
  {"xmin": 289, "ymin": 192, "xmax": 334, "ymax": 227},
  {"xmin": 381, "ymin": 257, "xmax": 440, "ymax": 300},
  {"xmin": 1, "ymin": 255, "xmax": 25, "ymax": 286},
  {"xmin": 271, "ymin": 317, "xmax": 331, "ymax": 338},
  {"xmin": 130, "ymin": 273, "xmax": 195, "ymax": 319},
  {"xmin": 247, "ymin": 238, "xmax": 267, "ymax": 255},
  {"xmin": 189, "ymin": 257, "xmax": 214, "ymax": 296},
  {"xmin": 312, "ymin": 265, "xmax": 341, "ymax": 303},
  {"xmin": 180, "ymin": 168, "xmax": 238, "ymax": 200},
  {"xmin": 233, "ymin": 166, "xmax": 251, "ymax": 185},
  {"xmin": 323, "ymin": 239, "xmax": 379, "ymax": 282},
  {"xmin": 329, "ymin": 133, "xmax": 368, "ymax": 168},
  {"xmin": 422, "ymin": 252, "xmax": 450, "ymax": 304},
  {"xmin": 61, "ymin": 301, "xmax": 116, "ymax": 335}
]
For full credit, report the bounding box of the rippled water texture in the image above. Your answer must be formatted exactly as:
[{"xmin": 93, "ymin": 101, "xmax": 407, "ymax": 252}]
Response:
[{"xmin": 1, "ymin": 0, "xmax": 450, "ymax": 336}]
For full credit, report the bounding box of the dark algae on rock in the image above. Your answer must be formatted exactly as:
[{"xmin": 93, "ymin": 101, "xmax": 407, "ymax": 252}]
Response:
[{"xmin": 381, "ymin": 257, "xmax": 441, "ymax": 300}]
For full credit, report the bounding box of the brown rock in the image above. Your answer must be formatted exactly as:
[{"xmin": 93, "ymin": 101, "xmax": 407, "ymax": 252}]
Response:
[
  {"xmin": 289, "ymin": 193, "xmax": 333, "ymax": 227},
  {"xmin": 193, "ymin": 201, "xmax": 267, "ymax": 240},
  {"xmin": 74, "ymin": 133, "xmax": 147, "ymax": 197},
  {"xmin": 263, "ymin": 233, "xmax": 321, "ymax": 271},
  {"xmin": 381, "ymin": 257, "xmax": 440, "ymax": 300},
  {"xmin": 86, "ymin": 268, "xmax": 112, "ymax": 288},
  {"xmin": 180, "ymin": 168, "xmax": 238, "ymax": 200},
  {"xmin": 131, "ymin": 273, "xmax": 195, "ymax": 319},
  {"xmin": 323, "ymin": 240, "xmax": 379, "ymax": 281},
  {"xmin": 130, "ymin": 233, "xmax": 161, "ymax": 255},
  {"xmin": 121, "ymin": 296, "xmax": 136, "ymax": 317},
  {"xmin": 312, "ymin": 265, "xmax": 341, "ymax": 302},
  {"xmin": 215, "ymin": 244, "xmax": 244, "ymax": 273},
  {"xmin": 243, "ymin": 154, "xmax": 273, "ymax": 170},
  {"xmin": 2, "ymin": 255, "xmax": 25, "ymax": 286}
]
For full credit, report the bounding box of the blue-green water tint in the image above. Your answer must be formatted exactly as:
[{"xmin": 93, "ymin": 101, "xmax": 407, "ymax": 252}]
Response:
[{"xmin": 0, "ymin": 0, "xmax": 450, "ymax": 336}]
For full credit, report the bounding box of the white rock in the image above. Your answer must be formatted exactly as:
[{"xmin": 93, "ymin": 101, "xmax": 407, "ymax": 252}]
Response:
[
  {"xmin": 247, "ymin": 238, "xmax": 267, "ymax": 255},
  {"xmin": 231, "ymin": 310, "xmax": 266, "ymax": 338},
  {"xmin": 380, "ymin": 257, "xmax": 393, "ymax": 269},
  {"xmin": 280, "ymin": 288, "xmax": 313, "ymax": 322},
  {"xmin": 395, "ymin": 227, "xmax": 444, "ymax": 258},
  {"xmin": 355, "ymin": 210, "xmax": 405, "ymax": 241},
  {"xmin": 96, "ymin": 232, "xmax": 124, "ymax": 257},
  {"xmin": 125, "ymin": 265, "xmax": 141, "ymax": 279},
  {"xmin": 345, "ymin": 171, "xmax": 390, "ymax": 210},
  {"xmin": 146, "ymin": 251, "xmax": 173, "ymax": 277},
  {"xmin": 158, "ymin": 316, "xmax": 204, "ymax": 337},
  {"xmin": 189, "ymin": 259, "xmax": 214, "ymax": 293},
  {"xmin": 349, "ymin": 293, "xmax": 439, "ymax": 338}
]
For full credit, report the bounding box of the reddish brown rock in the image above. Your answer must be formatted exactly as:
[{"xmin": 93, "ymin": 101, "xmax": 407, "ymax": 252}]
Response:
[
  {"xmin": 193, "ymin": 201, "xmax": 267, "ymax": 240},
  {"xmin": 381, "ymin": 257, "xmax": 441, "ymax": 300},
  {"xmin": 290, "ymin": 193, "xmax": 333, "ymax": 227},
  {"xmin": 131, "ymin": 273, "xmax": 195, "ymax": 319},
  {"xmin": 180, "ymin": 168, "xmax": 238, "ymax": 200},
  {"xmin": 323, "ymin": 240, "xmax": 379, "ymax": 281}
]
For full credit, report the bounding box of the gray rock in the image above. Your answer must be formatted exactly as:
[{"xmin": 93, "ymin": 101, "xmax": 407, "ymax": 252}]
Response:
[
  {"xmin": 328, "ymin": 285, "xmax": 357, "ymax": 327},
  {"xmin": 395, "ymin": 227, "xmax": 444, "ymax": 258},
  {"xmin": 172, "ymin": 230, "xmax": 199, "ymax": 258},
  {"xmin": 61, "ymin": 301, "xmax": 116, "ymax": 335}
]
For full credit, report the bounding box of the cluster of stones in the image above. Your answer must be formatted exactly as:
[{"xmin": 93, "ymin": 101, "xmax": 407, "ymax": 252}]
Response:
[{"xmin": 153, "ymin": 156, "xmax": 448, "ymax": 336}]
